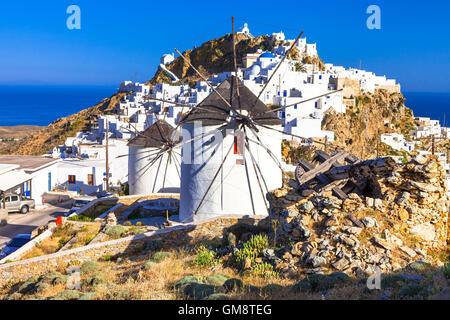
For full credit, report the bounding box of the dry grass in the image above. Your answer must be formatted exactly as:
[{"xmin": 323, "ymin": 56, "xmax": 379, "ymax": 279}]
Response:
[
  {"xmin": 21, "ymin": 224, "xmax": 77, "ymax": 259},
  {"xmin": 65, "ymin": 223, "xmax": 102, "ymax": 249},
  {"xmin": 3, "ymin": 243, "xmax": 448, "ymax": 300}
]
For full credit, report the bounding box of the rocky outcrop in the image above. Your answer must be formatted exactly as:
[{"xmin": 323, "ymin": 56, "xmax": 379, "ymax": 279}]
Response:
[
  {"xmin": 268, "ymin": 156, "xmax": 448, "ymax": 278},
  {"xmin": 321, "ymin": 90, "xmax": 416, "ymax": 159}
]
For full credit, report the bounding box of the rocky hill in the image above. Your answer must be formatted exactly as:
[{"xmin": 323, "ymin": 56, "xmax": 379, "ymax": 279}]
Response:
[
  {"xmin": 149, "ymin": 33, "xmax": 325, "ymax": 85},
  {"xmin": 321, "ymin": 90, "xmax": 417, "ymax": 159}
]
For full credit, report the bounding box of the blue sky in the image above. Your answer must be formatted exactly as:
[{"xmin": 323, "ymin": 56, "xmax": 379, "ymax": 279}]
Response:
[{"xmin": 0, "ymin": 1, "xmax": 449, "ymax": 92}]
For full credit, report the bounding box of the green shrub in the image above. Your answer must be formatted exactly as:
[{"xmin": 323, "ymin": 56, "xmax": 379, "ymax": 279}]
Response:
[
  {"xmin": 51, "ymin": 290, "xmax": 82, "ymax": 300},
  {"xmin": 142, "ymin": 261, "xmax": 157, "ymax": 270},
  {"xmin": 223, "ymin": 278, "xmax": 243, "ymax": 293},
  {"xmin": 150, "ymin": 251, "xmax": 170, "ymax": 263},
  {"xmin": 244, "ymin": 234, "xmax": 269, "ymax": 253},
  {"xmin": 250, "ymin": 262, "xmax": 278, "ymax": 278},
  {"xmin": 68, "ymin": 214, "xmax": 93, "ymax": 222},
  {"xmin": 102, "ymin": 254, "xmax": 113, "ymax": 262},
  {"xmin": 233, "ymin": 234, "xmax": 269, "ymax": 268},
  {"xmin": 233, "ymin": 247, "xmax": 257, "ymax": 267},
  {"xmin": 205, "ymin": 274, "xmax": 229, "ymax": 286},
  {"xmin": 80, "ymin": 261, "xmax": 100, "ymax": 274},
  {"xmin": 261, "ymin": 283, "xmax": 283, "ymax": 296},
  {"xmin": 104, "ymin": 225, "xmax": 127, "ymax": 238},
  {"xmin": 193, "ymin": 246, "xmax": 217, "ymax": 267}
]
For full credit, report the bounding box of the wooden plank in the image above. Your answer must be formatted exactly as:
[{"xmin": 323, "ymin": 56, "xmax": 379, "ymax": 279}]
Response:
[
  {"xmin": 316, "ymin": 173, "xmax": 331, "ymax": 185},
  {"xmin": 345, "ymin": 154, "xmax": 359, "ymax": 164},
  {"xmin": 332, "ymin": 187, "xmax": 348, "ymax": 200},
  {"xmin": 298, "ymin": 158, "xmax": 315, "ymax": 171},
  {"xmin": 316, "ymin": 178, "xmax": 347, "ymax": 194},
  {"xmin": 297, "ymin": 151, "xmax": 350, "ymax": 185},
  {"xmin": 315, "ymin": 150, "xmax": 331, "ymax": 163}
]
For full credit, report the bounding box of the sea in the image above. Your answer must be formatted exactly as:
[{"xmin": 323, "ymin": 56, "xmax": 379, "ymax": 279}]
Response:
[
  {"xmin": 0, "ymin": 86, "xmax": 448, "ymax": 127},
  {"xmin": 0, "ymin": 85, "xmax": 117, "ymax": 127}
]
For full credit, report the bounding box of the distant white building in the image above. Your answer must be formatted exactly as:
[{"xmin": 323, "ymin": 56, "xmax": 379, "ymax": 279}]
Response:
[
  {"xmin": 237, "ymin": 23, "xmax": 251, "ymax": 36},
  {"xmin": 160, "ymin": 53, "xmax": 174, "ymax": 65},
  {"xmin": 381, "ymin": 133, "xmax": 415, "ymax": 152}
]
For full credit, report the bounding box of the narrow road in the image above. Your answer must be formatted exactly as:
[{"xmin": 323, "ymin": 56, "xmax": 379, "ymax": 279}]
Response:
[{"xmin": 0, "ymin": 201, "xmax": 73, "ymax": 247}]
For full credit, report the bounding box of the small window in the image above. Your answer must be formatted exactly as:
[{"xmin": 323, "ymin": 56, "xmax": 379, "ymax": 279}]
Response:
[
  {"xmin": 11, "ymin": 195, "xmax": 19, "ymax": 202},
  {"xmin": 68, "ymin": 175, "xmax": 76, "ymax": 184}
]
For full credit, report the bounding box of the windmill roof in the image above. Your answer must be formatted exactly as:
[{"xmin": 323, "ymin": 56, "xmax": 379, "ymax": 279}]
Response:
[
  {"xmin": 127, "ymin": 120, "xmax": 181, "ymax": 148},
  {"xmin": 180, "ymin": 76, "xmax": 282, "ymax": 126}
]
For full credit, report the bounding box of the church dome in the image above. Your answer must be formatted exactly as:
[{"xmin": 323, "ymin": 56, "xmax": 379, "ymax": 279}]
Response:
[
  {"xmin": 259, "ymin": 52, "xmax": 276, "ymax": 59},
  {"xmin": 247, "ymin": 64, "xmax": 261, "ymax": 76}
]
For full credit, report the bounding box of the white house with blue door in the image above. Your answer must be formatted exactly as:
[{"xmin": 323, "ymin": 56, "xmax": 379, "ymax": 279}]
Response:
[{"xmin": 0, "ymin": 156, "xmax": 60, "ymax": 208}]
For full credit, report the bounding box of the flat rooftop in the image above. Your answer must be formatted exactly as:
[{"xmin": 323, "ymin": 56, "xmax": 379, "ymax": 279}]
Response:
[{"xmin": 0, "ymin": 156, "xmax": 58, "ymax": 170}]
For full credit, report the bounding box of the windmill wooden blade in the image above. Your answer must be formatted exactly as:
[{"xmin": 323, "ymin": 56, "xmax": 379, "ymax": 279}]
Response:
[
  {"xmin": 172, "ymin": 124, "xmax": 228, "ymax": 150},
  {"xmin": 242, "ymin": 150, "xmax": 256, "ymax": 215},
  {"xmin": 249, "ymin": 30, "xmax": 304, "ymax": 115},
  {"xmin": 180, "ymin": 76, "xmax": 281, "ymax": 126},
  {"xmin": 171, "ymin": 151, "xmax": 181, "ymax": 179},
  {"xmin": 128, "ymin": 120, "xmax": 181, "ymax": 148},
  {"xmin": 255, "ymin": 122, "xmax": 345, "ymax": 151},
  {"xmin": 193, "ymin": 140, "xmax": 235, "ymax": 215},
  {"xmin": 174, "ymin": 47, "xmax": 242, "ymax": 118},
  {"xmin": 131, "ymin": 151, "xmax": 164, "ymax": 186},
  {"xmin": 243, "ymin": 127, "xmax": 269, "ymax": 212},
  {"xmin": 151, "ymin": 155, "xmax": 165, "ymax": 193},
  {"xmin": 162, "ymin": 150, "xmax": 171, "ymax": 190},
  {"xmin": 231, "ymin": 16, "xmax": 243, "ymax": 114},
  {"xmin": 246, "ymin": 127, "xmax": 288, "ymax": 178}
]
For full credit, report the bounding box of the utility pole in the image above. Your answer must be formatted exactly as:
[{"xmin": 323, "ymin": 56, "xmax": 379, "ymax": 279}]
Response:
[{"xmin": 105, "ymin": 119, "xmax": 110, "ymax": 192}]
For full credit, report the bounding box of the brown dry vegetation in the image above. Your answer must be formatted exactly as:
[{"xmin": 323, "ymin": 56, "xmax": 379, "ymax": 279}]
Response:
[{"xmin": 2, "ymin": 243, "xmax": 448, "ymax": 300}]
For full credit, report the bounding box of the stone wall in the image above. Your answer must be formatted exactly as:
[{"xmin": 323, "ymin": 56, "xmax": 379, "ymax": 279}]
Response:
[
  {"xmin": 0, "ymin": 215, "xmax": 265, "ymax": 286},
  {"xmin": 267, "ymin": 156, "xmax": 448, "ymax": 276}
]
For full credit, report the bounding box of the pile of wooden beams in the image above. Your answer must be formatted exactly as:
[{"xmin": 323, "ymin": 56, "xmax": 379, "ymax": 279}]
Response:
[{"xmin": 294, "ymin": 150, "xmax": 396, "ymax": 200}]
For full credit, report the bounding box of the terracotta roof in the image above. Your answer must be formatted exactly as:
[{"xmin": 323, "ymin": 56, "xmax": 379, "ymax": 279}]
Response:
[
  {"xmin": 180, "ymin": 76, "xmax": 282, "ymax": 126},
  {"xmin": 127, "ymin": 120, "xmax": 181, "ymax": 148}
]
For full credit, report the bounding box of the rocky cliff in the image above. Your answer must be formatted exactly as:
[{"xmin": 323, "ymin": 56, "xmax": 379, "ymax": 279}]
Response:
[{"xmin": 321, "ymin": 90, "xmax": 417, "ymax": 159}]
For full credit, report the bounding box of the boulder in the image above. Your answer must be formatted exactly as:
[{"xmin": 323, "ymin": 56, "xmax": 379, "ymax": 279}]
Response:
[{"xmin": 410, "ymin": 223, "xmax": 435, "ymax": 241}]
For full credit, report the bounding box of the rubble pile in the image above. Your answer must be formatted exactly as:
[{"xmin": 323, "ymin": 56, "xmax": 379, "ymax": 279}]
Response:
[{"xmin": 268, "ymin": 155, "xmax": 448, "ymax": 277}]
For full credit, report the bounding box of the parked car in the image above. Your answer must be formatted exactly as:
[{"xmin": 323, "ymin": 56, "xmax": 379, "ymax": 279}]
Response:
[
  {"xmin": 0, "ymin": 234, "xmax": 32, "ymax": 259},
  {"xmin": 0, "ymin": 194, "xmax": 35, "ymax": 214}
]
